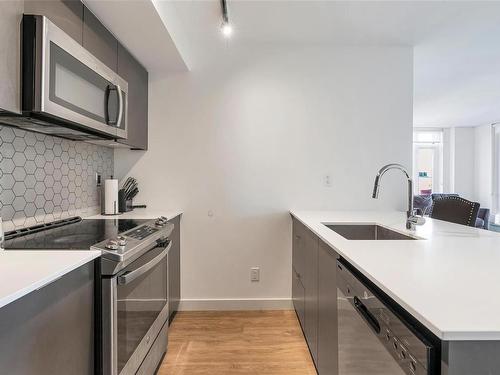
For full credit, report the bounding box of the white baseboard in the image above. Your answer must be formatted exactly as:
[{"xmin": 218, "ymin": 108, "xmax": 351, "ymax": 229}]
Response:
[{"xmin": 179, "ymin": 298, "xmax": 293, "ymax": 311}]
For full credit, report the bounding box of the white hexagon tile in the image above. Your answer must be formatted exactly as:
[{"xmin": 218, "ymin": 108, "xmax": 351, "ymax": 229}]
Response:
[{"xmin": 0, "ymin": 126, "xmax": 114, "ymax": 231}]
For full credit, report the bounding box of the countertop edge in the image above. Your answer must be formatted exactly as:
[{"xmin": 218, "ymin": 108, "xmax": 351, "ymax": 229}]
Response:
[
  {"xmin": 85, "ymin": 209, "xmax": 183, "ymax": 220},
  {"xmin": 0, "ymin": 251, "xmax": 101, "ymax": 310}
]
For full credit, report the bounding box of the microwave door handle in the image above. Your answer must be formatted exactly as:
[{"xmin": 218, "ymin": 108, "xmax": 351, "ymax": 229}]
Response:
[
  {"xmin": 104, "ymin": 85, "xmax": 112, "ymax": 125},
  {"xmin": 117, "ymin": 241, "xmax": 171, "ymax": 286},
  {"xmin": 105, "ymin": 84, "xmax": 118, "ymax": 125},
  {"xmin": 115, "ymin": 84, "xmax": 123, "ymax": 128}
]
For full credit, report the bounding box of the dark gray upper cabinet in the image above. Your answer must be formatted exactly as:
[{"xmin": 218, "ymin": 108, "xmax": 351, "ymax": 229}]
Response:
[
  {"xmin": 117, "ymin": 43, "xmax": 148, "ymax": 150},
  {"xmin": 24, "ymin": 0, "xmax": 83, "ymax": 44},
  {"xmin": 0, "ymin": 0, "xmax": 23, "ymax": 114},
  {"xmin": 82, "ymin": 6, "xmax": 117, "ymax": 72},
  {"xmin": 317, "ymin": 240, "xmax": 339, "ymax": 375}
]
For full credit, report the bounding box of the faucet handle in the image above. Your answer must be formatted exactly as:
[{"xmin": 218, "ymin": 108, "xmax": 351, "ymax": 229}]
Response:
[
  {"xmin": 407, "ymin": 214, "xmax": 426, "ymax": 230},
  {"xmin": 411, "ymin": 208, "xmax": 424, "ymax": 217}
]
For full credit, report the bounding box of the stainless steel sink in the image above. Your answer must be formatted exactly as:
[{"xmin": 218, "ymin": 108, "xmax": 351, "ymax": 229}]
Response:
[{"xmin": 324, "ymin": 224, "xmax": 417, "ymax": 240}]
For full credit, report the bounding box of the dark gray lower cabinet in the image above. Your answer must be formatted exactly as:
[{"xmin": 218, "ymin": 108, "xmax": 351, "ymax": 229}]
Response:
[
  {"xmin": 292, "ymin": 216, "xmax": 339, "ymax": 374},
  {"xmin": 292, "ymin": 219, "xmax": 306, "ymax": 278},
  {"xmin": 303, "ymin": 228, "xmax": 319, "ymax": 365},
  {"xmin": 168, "ymin": 215, "xmax": 181, "ymax": 322},
  {"xmin": 318, "ymin": 240, "xmax": 339, "ymax": 375},
  {"xmin": 0, "ymin": 261, "xmax": 95, "ymax": 375},
  {"xmin": 292, "ymin": 267, "xmax": 306, "ymax": 328}
]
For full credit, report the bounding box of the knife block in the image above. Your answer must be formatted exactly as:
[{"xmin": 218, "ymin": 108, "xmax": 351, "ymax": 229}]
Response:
[{"xmin": 118, "ymin": 190, "xmax": 133, "ymax": 213}]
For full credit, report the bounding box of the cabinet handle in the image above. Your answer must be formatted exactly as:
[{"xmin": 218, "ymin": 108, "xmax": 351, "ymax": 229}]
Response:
[{"xmin": 295, "ymin": 235, "xmax": 301, "ymax": 240}]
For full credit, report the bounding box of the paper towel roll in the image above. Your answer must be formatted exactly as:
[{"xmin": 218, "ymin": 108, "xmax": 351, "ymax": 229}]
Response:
[{"xmin": 104, "ymin": 179, "xmax": 119, "ymax": 215}]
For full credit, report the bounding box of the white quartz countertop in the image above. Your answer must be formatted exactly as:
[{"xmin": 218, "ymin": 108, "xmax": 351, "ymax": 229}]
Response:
[
  {"xmin": 0, "ymin": 251, "xmax": 100, "ymax": 309},
  {"xmin": 86, "ymin": 209, "xmax": 183, "ymax": 220},
  {"xmin": 291, "ymin": 210, "xmax": 500, "ymax": 341}
]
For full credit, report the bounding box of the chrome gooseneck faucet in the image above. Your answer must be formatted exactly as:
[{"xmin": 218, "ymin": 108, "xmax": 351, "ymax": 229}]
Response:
[{"xmin": 372, "ymin": 163, "xmax": 425, "ymax": 230}]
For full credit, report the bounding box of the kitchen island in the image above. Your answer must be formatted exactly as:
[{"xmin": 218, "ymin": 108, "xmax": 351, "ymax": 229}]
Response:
[{"xmin": 291, "ymin": 210, "xmax": 500, "ymax": 375}]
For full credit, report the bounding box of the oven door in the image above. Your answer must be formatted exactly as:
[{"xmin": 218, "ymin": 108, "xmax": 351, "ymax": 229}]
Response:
[
  {"xmin": 103, "ymin": 240, "xmax": 170, "ymax": 375},
  {"xmin": 24, "ymin": 15, "xmax": 128, "ymax": 139}
]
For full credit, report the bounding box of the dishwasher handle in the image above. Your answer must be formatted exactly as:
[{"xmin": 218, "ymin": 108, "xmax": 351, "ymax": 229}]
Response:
[{"xmin": 353, "ymin": 296, "xmax": 381, "ymax": 334}]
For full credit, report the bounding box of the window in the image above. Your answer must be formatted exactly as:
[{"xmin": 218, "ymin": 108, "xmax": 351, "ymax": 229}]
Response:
[{"xmin": 413, "ymin": 130, "xmax": 443, "ymax": 195}]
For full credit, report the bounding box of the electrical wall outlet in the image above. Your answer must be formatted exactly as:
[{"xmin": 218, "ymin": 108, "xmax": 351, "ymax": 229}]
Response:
[{"xmin": 250, "ymin": 267, "xmax": 260, "ymax": 282}]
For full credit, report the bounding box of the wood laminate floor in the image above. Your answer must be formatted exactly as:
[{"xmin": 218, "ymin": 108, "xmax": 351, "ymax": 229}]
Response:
[{"xmin": 158, "ymin": 310, "xmax": 316, "ymax": 375}]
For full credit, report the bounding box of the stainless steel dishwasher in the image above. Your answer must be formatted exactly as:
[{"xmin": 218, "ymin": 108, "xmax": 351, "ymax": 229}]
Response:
[{"xmin": 337, "ymin": 259, "xmax": 438, "ymax": 375}]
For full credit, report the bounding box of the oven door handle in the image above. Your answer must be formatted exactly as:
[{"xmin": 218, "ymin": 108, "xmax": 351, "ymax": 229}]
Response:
[{"xmin": 117, "ymin": 241, "xmax": 171, "ymax": 285}]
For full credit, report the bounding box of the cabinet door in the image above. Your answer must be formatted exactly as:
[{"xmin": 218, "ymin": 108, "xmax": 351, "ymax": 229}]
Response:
[
  {"xmin": 303, "ymin": 227, "xmax": 319, "ymax": 366},
  {"xmin": 292, "ymin": 218, "xmax": 306, "ymax": 280},
  {"xmin": 24, "ymin": 0, "xmax": 83, "ymax": 44},
  {"xmin": 0, "ymin": 0, "xmax": 23, "ymax": 114},
  {"xmin": 82, "ymin": 6, "xmax": 118, "ymax": 71},
  {"xmin": 117, "ymin": 43, "xmax": 148, "ymax": 150},
  {"xmin": 0, "ymin": 261, "xmax": 95, "ymax": 375},
  {"xmin": 292, "ymin": 267, "xmax": 306, "ymax": 330},
  {"xmin": 168, "ymin": 215, "xmax": 181, "ymax": 323},
  {"xmin": 318, "ymin": 241, "xmax": 339, "ymax": 375}
]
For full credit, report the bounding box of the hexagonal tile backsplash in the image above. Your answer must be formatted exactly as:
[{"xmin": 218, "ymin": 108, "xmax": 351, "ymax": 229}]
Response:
[{"xmin": 0, "ymin": 126, "xmax": 113, "ymax": 231}]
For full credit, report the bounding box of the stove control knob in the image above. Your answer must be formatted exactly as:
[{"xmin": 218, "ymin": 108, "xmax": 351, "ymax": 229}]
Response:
[
  {"xmin": 105, "ymin": 240, "xmax": 119, "ymax": 250},
  {"xmin": 155, "ymin": 218, "xmax": 166, "ymax": 227},
  {"xmin": 117, "ymin": 236, "xmax": 127, "ymax": 247}
]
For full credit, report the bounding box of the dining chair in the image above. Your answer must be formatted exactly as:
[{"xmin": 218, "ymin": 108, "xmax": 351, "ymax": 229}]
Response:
[{"xmin": 429, "ymin": 196, "xmax": 480, "ymax": 227}]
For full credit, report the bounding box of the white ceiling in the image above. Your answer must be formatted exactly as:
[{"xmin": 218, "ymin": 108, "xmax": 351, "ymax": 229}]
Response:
[
  {"xmin": 413, "ymin": 2, "xmax": 500, "ymax": 127},
  {"xmin": 87, "ymin": 0, "xmax": 500, "ymax": 127}
]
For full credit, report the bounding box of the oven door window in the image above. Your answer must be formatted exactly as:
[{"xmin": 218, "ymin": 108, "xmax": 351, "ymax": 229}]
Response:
[
  {"xmin": 49, "ymin": 42, "xmax": 121, "ymax": 126},
  {"xmin": 116, "ymin": 245, "xmax": 168, "ymax": 373}
]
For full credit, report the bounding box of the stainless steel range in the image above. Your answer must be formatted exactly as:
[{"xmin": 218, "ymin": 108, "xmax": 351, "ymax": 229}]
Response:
[
  {"xmin": 4, "ymin": 216, "xmax": 173, "ymax": 375},
  {"xmin": 94, "ymin": 217, "xmax": 173, "ymax": 375}
]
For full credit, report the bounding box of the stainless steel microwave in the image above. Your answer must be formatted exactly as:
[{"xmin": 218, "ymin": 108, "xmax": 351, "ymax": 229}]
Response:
[{"xmin": 15, "ymin": 15, "xmax": 128, "ymax": 141}]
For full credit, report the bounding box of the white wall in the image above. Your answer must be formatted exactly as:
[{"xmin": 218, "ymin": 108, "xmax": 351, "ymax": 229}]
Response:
[
  {"xmin": 474, "ymin": 124, "xmax": 493, "ymax": 209},
  {"xmin": 440, "ymin": 125, "xmax": 494, "ymax": 210},
  {"xmin": 115, "ymin": 45, "xmax": 413, "ymax": 308},
  {"xmin": 451, "ymin": 127, "xmax": 476, "ymax": 200},
  {"xmin": 442, "ymin": 128, "xmax": 453, "ymax": 192}
]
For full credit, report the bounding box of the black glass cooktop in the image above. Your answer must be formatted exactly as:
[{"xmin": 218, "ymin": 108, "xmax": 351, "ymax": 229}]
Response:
[{"xmin": 4, "ymin": 217, "xmax": 150, "ymax": 250}]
